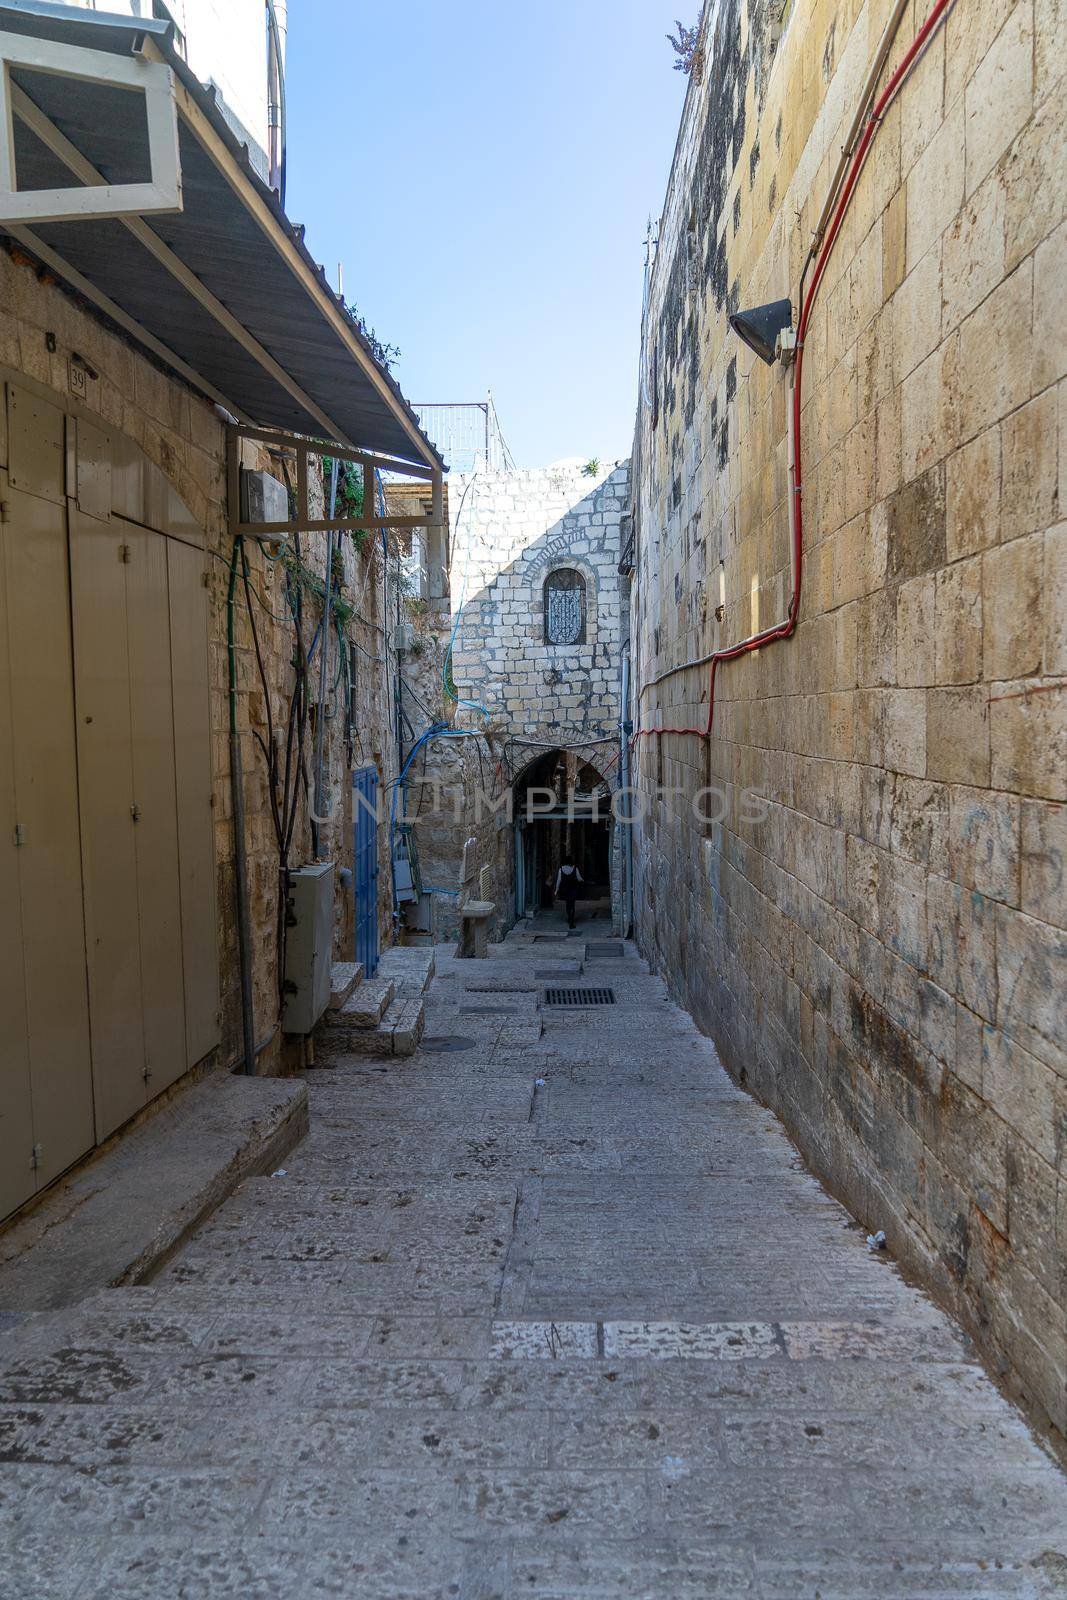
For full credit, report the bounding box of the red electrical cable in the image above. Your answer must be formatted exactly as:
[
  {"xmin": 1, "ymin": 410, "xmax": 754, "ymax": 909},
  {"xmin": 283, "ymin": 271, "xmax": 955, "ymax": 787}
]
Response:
[{"xmin": 633, "ymin": 0, "xmax": 955, "ymax": 745}]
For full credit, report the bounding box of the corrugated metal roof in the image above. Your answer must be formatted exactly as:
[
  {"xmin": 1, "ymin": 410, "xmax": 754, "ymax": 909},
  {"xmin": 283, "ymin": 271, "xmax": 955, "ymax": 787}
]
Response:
[{"xmin": 0, "ymin": 0, "xmax": 442, "ymax": 469}]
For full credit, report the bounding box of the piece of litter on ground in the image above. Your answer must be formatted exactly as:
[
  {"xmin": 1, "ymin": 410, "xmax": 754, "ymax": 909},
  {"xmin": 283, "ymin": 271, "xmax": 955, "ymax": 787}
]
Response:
[
  {"xmin": 535, "ymin": 1078, "xmax": 546, "ymax": 1086},
  {"xmin": 272, "ymin": 1169, "xmax": 287, "ymax": 1178},
  {"xmin": 867, "ymin": 1230, "xmax": 887, "ymax": 1251}
]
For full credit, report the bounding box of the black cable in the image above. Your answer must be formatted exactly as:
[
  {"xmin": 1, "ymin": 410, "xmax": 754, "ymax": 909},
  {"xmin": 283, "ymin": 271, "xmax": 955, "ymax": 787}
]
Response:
[{"xmin": 240, "ymin": 541, "xmax": 285, "ymax": 852}]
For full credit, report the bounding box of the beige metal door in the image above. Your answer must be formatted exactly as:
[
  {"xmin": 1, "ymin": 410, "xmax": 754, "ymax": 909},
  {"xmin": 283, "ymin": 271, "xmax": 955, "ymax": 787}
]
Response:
[
  {"xmin": 125, "ymin": 523, "xmax": 186, "ymax": 1095},
  {"xmin": 0, "ymin": 497, "xmax": 36, "ymax": 1218},
  {"xmin": 0, "ymin": 473, "xmax": 95, "ymax": 1201},
  {"xmin": 69, "ymin": 504, "xmax": 147, "ymax": 1138},
  {"xmin": 1, "ymin": 374, "xmax": 220, "ymax": 1221},
  {"xmin": 167, "ymin": 537, "xmax": 219, "ymax": 1066}
]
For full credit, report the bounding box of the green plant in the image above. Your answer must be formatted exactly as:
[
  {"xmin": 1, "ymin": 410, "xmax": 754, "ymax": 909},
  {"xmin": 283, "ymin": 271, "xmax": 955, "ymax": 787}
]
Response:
[
  {"xmin": 321, "ymin": 455, "xmax": 365, "ymax": 521},
  {"xmin": 581, "ymin": 458, "xmax": 600, "ymax": 478},
  {"xmin": 282, "ymin": 545, "xmax": 358, "ymax": 632}
]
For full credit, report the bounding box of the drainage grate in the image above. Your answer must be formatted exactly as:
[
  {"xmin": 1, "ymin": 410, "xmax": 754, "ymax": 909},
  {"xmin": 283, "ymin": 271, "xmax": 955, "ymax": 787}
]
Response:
[
  {"xmin": 586, "ymin": 942, "xmax": 624, "ymax": 957},
  {"xmin": 459, "ymin": 1005, "xmax": 516, "ymax": 1016},
  {"xmin": 543, "ymin": 987, "xmax": 616, "ymax": 1007},
  {"xmin": 419, "ymin": 1036, "xmax": 478, "ymax": 1053}
]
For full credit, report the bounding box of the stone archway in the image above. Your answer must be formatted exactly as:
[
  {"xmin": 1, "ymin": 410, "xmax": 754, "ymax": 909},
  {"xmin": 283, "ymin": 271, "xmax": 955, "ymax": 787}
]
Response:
[{"xmin": 508, "ymin": 744, "xmax": 622, "ymax": 931}]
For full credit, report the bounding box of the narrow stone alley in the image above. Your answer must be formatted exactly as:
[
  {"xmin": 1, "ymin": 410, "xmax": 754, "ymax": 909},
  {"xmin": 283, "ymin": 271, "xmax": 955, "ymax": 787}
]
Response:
[{"xmin": 2, "ymin": 926, "xmax": 1065, "ymax": 1599}]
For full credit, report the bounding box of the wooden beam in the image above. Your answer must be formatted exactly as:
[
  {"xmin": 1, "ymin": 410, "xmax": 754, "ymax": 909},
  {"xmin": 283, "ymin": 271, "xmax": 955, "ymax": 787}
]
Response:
[
  {"xmin": 7, "ymin": 222, "xmax": 250, "ymax": 419},
  {"xmin": 142, "ymin": 38, "xmax": 440, "ymax": 471},
  {"xmin": 0, "ymin": 29, "xmax": 181, "ymax": 223},
  {"xmin": 9, "ymin": 83, "xmax": 353, "ymax": 447}
]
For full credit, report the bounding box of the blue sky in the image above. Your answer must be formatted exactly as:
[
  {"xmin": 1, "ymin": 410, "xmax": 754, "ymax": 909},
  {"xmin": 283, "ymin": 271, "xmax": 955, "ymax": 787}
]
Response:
[{"xmin": 285, "ymin": 1, "xmax": 691, "ymax": 468}]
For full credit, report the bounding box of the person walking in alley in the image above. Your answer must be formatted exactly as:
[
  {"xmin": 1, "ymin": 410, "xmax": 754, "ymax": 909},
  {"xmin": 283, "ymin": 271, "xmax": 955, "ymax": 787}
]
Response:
[{"xmin": 555, "ymin": 855, "xmax": 583, "ymax": 928}]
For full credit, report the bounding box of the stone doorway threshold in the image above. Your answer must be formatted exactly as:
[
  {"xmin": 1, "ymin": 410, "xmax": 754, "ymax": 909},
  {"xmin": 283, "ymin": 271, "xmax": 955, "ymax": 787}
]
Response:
[{"xmin": 0, "ymin": 1073, "xmax": 307, "ymax": 1321}]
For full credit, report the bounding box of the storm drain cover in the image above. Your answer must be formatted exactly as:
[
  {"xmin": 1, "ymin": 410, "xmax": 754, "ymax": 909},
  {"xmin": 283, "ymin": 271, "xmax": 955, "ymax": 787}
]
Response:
[
  {"xmin": 543, "ymin": 987, "xmax": 616, "ymax": 1007},
  {"xmin": 586, "ymin": 942, "xmax": 624, "ymax": 957},
  {"xmin": 459, "ymin": 1005, "xmax": 517, "ymax": 1015},
  {"xmin": 419, "ymin": 1036, "xmax": 478, "ymax": 1053},
  {"xmin": 535, "ymin": 966, "xmax": 582, "ymax": 978}
]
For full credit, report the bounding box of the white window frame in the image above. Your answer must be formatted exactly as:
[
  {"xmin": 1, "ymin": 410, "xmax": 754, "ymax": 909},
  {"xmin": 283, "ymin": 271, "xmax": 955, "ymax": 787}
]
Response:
[{"xmin": 0, "ymin": 30, "xmax": 181, "ymax": 225}]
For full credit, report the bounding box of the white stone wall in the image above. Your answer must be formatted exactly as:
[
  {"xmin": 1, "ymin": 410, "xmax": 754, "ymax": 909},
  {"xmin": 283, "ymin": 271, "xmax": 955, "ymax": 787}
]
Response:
[
  {"xmin": 61, "ymin": 0, "xmax": 271, "ymax": 175},
  {"xmin": 449, "ymin": 463, "xmax": 630, "ymax": 744}
]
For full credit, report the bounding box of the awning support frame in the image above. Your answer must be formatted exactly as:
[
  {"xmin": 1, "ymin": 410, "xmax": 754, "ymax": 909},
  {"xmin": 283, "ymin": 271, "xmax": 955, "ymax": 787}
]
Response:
[
  {"xmin": 0, "ymin": 27, "xmax": 181, "ymax": 223},
  {"xmin": 227, "ymin": 424, "xmax": 444, "ymax": 538}
]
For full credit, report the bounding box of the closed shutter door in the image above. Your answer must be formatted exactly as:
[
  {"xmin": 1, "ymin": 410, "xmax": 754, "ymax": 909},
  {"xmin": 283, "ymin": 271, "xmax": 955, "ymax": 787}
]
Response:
[
  {"xmin": 0, "ymin": 401, "xmax": 95, "ymax": 1207},
  {"xmin": 69, "ymin": 502, "xmax": 147, "ymax": 1138},
  {"xmin": 125, "ymin": 523, "xmax": 186, "ymax": 1096},
  {"xmin": 0, "ymin": 490, "xmax": 41, "ymax": 1218}
]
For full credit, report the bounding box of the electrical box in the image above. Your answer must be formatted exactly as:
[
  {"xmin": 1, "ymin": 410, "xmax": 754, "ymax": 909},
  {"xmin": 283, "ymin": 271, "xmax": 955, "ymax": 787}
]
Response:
[
  {"xmin": 282, "ymin": 861, "xmax": 335, "ymax": 1034},
  {"xmin": 393, "ymin": 621, "xmax": 415, "ymax": 653},
  {"xmin": 402, "ymin": 891, "xmax": 436, "ymax": 939},
  {"xmin": 240, "ymin": 466, "xmax": 289, "ymax": 539}
]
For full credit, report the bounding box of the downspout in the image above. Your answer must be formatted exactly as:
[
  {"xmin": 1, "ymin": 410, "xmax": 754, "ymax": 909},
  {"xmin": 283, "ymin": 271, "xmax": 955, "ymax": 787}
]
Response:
[
  {"xmin": 266, "ymin": 0, "xmax": 287, "ymax": 206},
  {"xmin": 227, "ymin": 538, "xmax": 257, "ymax": 1075},
  {"xmin": 619, "ymin": 644, "xmax": 634, "ymax": 937}
]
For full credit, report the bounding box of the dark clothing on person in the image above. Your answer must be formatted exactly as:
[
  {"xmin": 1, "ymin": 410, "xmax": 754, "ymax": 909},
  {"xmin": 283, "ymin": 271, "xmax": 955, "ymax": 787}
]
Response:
[{"xmin": 555, "ymin": 863, "xmax": 583, "ymax": 928}]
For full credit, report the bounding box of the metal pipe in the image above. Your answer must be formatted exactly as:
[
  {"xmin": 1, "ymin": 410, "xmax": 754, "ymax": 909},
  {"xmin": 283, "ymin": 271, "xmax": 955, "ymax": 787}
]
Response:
[
  {"xmin": 227, "ymin": 536, "xmax": 257, "ymax": 1075},
  {"xmin": 265, "ymin": 0, "xmax": 287, "ymax": 206},
  {"xmin": 619, "ymin": 645, "xmax": 634, "ymax": 937},
  {"xmin": 312, "ymin": 457, "xmax": 340, "ymax": 857},
  {"xmin": 225, "ymin": 1022, "xmax": 278, "ymax": 1076},
  {"xmin": 230, "ymin": 733, "xmax": 257, "ymax": 1075},
  {"xmin": 813, "ymin": 0, "xmax": 910, "ymax": 251}
]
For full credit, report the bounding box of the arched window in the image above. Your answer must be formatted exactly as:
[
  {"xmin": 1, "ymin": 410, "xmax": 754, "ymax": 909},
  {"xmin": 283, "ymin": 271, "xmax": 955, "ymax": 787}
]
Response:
[{"xmin": 544, "ymin": 568, "xmax": 586, "ymax": 645}]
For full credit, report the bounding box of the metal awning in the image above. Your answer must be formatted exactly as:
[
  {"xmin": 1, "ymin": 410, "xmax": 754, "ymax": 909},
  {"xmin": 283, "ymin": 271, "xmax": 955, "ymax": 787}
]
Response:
[{"xmin": 0, "ymin": 0, "xmax": 442, "ymax": 471}]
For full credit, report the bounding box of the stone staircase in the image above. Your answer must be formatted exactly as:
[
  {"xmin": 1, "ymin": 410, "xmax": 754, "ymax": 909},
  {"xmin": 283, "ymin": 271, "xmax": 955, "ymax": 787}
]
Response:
[{"xmin": 318, "ymin": 946, "xmax": 434, "ymax": 1059}]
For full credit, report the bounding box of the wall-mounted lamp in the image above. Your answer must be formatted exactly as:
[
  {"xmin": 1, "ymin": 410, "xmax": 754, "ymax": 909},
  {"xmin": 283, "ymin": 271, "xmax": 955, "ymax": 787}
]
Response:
[{"xmin": 728, "ymin": 298, "xmax": 794, "ymax": 365}]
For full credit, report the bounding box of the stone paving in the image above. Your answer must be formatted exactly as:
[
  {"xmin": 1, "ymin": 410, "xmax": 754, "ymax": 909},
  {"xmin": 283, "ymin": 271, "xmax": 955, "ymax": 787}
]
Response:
[{"xmin": 2, "ymin": 923, "xmax": 1066, "ymax": 1598}]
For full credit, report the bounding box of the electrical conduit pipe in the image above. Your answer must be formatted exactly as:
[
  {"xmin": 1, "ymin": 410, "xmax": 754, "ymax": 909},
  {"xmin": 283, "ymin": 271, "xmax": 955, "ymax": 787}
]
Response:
[{"xmin": 227, "ymin": 538, "xmax": 257, "ymax": 1075}]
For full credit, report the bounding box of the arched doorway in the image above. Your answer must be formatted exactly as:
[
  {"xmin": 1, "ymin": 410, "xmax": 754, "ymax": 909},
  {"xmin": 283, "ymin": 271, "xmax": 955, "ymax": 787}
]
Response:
[{"xmin": 511, "ymin": 748, "xmax": 614, "ymax": 924}]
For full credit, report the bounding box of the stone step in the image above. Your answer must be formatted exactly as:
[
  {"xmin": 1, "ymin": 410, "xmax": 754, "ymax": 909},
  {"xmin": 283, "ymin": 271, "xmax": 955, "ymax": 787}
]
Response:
[
  {"xmin": 377, "ymin": 945, "xmax": 436, "ymax": 995},
  {"xmin": 333, "ymin": 976, "xmax": 395, "ymax": 1029},
  {"xmin": 385, "ymin": 995, "xmax": 426, "ymax": 1057},
  {"xmin": 328, "ymin": 961, "xmax": 363, "ymax": 1014},
  {"xmin": 0, "ymin": 1075, "xmax": 307, "ymax": 1312},
  {"xmin": 324, "ymin": 994, "xmax": 425, "ymax": 1059}
]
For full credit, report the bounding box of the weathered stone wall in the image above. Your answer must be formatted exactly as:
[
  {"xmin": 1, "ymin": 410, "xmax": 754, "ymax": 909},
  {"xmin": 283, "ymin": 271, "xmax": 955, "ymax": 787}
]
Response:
[
  {"xmin": 406, "ymin": 463, "xmax": 631, "ymax": 938},
  {"xmin": 449, "ymin": 463, "xmax": 629, "ymax": 741},
  {"xmin": 382, "ymin": 603, "xmax": 511, "ymax": 944},
  {"xmin": 629, "ymin": 0, "xmax": 1066, "ymax": 1439},
  {"xmin": 1, "ymin": 244, "xmax": 397, "ymax": 1077}
]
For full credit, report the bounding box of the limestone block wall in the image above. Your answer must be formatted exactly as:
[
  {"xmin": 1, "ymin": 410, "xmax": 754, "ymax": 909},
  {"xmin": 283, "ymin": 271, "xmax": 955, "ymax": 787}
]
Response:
[
  {"xmin": 407, "ymin": 464, "xmax": 631, "ymax": 937},
  {"xmin": 0, "ymin": 245, "xmax": 396, "ymax": 1076},
  {"xmin": 629, "ymin": 0, "xmax": 1066, "ymax": 1440},
  {"xmin": 449, "ymin": 463, "xmax": 630, "ymax": 743},
  {"xmin": 387, "ymin": 608, "xmax": 513, "ymax": 944}
]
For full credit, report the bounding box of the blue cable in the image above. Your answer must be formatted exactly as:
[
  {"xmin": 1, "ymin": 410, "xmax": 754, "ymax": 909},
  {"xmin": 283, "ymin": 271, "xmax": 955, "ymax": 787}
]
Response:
[{"xmin": 388, "ymin": 724, "xmax": 484, "ymax": 911}]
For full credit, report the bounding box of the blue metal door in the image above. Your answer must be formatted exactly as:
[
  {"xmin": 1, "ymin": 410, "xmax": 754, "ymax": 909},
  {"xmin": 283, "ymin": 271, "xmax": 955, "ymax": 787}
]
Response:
[{"xmin": 352, "ymin": 765, "xmax": 380, "ymax": 976}]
